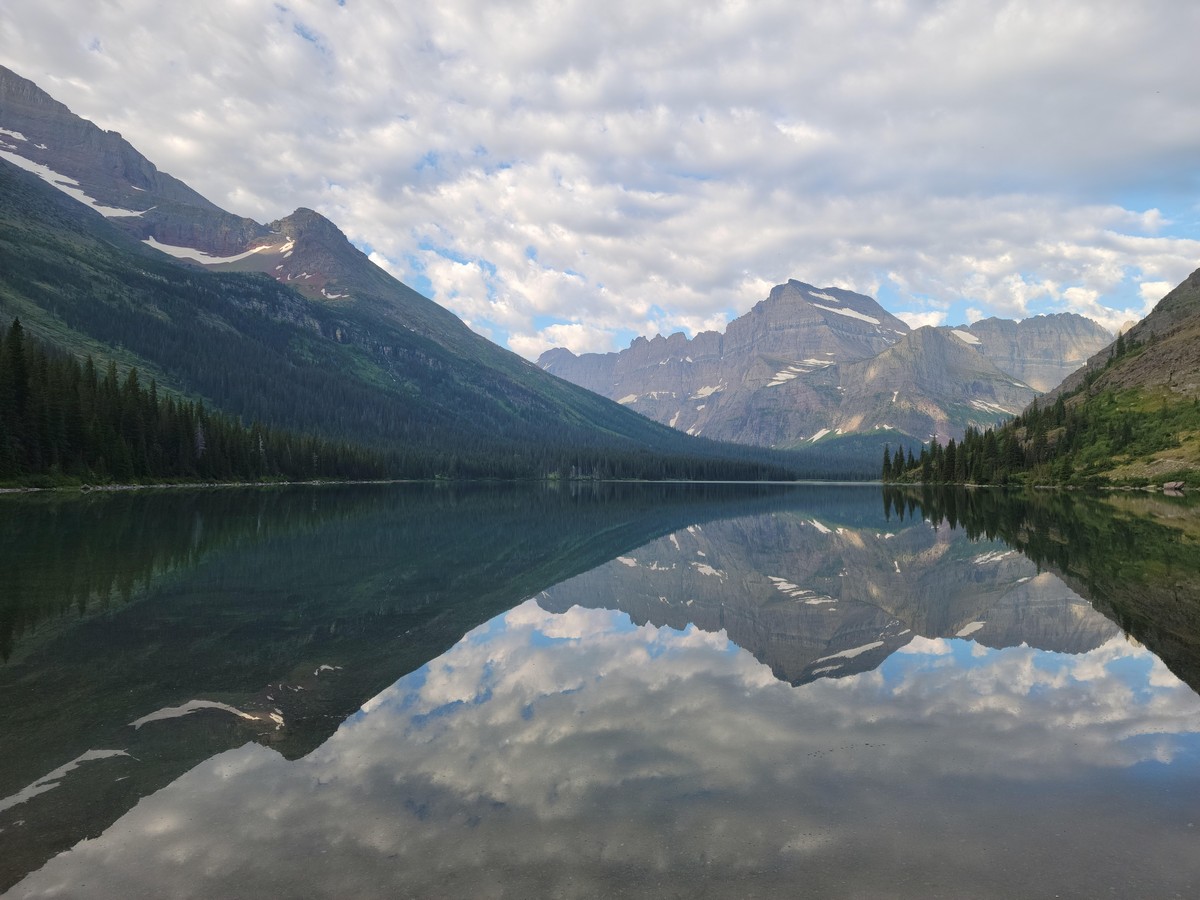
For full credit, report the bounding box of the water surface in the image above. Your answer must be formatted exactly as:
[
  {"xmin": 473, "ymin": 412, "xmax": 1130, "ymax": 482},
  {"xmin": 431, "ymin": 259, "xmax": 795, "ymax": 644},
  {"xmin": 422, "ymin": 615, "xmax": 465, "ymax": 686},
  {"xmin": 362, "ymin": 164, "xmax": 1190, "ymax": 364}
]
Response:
[{"xmin": 2, "ymin": 484, "xmax": 1199, "ymax": 898}]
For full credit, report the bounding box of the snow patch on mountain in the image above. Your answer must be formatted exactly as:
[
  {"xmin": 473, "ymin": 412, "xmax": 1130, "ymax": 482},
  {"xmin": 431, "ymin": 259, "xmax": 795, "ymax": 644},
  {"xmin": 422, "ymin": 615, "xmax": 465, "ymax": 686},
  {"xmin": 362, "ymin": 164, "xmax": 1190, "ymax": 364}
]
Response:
[
  {"xmin": 813, "ymin": 641, "xmax": 885, "ymax": 664},
  {"xmin": 970, "ymin": 399, "xmax": 1016, "ymax": 415},
  {"xmin": 143, "ymin": 237, "xmax": 274, "ymax": 264},
  {"xmin": 812, "ymin": 303, "xmax": 881, "ymax": 325},
  {"xmin": 0, "ymin": 148, "xmax": 149, "ymax": 217},
  {"xmin": 767, "ymin": 359, "xmax": 834, "ymax": 387}
]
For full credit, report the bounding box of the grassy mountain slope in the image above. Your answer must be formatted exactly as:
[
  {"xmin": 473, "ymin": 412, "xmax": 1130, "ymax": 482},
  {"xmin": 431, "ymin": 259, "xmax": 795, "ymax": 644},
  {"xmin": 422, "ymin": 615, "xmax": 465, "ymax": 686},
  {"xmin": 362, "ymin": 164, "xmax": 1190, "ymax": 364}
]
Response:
[
  {"xmin": 1018, "ymin": 267, "xmax": 1200, "ymax": 484},
  {"xmin": 886, "ymin": 268, "xmax": 1200, "ymax": 486}
]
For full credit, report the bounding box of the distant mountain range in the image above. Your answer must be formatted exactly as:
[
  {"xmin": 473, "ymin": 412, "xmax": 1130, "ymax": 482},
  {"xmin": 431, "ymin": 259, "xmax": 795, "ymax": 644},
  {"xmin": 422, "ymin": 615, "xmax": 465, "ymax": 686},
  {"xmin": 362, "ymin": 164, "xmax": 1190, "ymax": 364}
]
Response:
[
  {"xmin": 0, "ymin": 64, "xmax": 791, "ymax": 480},
  {"xmin": 539, "ymin": 279, "xmax": 1113, "ymax": 455}
]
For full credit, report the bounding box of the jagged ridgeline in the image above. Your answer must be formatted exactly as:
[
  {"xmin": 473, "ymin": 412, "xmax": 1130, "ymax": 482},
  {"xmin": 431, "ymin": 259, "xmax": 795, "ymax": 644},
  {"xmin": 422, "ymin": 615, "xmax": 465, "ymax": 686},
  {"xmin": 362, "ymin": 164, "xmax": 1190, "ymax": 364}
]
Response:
[
  {"xmin": 539, "ymin": 278, "xmax": 1113, "ymax": 467},
  {"xmin": 882, "ymin": 267, "xmax": 1200, "ymax": 486},
  {"xmin": 0, "ymin": 64, "xmax": 798, "ymax": 483}
]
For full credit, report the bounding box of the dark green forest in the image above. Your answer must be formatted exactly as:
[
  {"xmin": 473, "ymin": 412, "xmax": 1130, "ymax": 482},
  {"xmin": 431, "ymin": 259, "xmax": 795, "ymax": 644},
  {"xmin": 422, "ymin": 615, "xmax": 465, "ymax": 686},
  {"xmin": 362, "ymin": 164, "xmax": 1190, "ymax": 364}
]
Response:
[
  {"xmin": 0, "ymin": 318, "xmax": 390, "ymax": 484},
  {"xmin": 0, "ymin": 317, "xmax": 807, "ymax": 484}
]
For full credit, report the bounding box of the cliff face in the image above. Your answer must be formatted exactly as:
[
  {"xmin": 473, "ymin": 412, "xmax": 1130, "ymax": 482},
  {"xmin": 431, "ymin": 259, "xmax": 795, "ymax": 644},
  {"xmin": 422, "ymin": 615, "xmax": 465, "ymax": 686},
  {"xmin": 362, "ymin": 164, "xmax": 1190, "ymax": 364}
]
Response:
[
  {"xmin": 837, "ymin": 327, "xmax": 1038, "ymax": 444},
  {"xmin": 541, "ymin": 280, "xmax": 912, "ymax": 447},
  {"xmin": 959, "ymin": 314, "xmax": 1114, "ymax": 392},
  {"xmin": 539, "ymin": 281, "xmax": 1114, "ymax": 448}
]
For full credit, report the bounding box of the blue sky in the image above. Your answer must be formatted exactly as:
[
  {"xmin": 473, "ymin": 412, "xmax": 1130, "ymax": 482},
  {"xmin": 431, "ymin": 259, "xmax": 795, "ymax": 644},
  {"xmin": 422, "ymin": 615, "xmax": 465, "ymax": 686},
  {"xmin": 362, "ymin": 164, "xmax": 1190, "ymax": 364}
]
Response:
[{"xmin": 4, "ymin": 0, "xmax": 1200, "ymax": 356}]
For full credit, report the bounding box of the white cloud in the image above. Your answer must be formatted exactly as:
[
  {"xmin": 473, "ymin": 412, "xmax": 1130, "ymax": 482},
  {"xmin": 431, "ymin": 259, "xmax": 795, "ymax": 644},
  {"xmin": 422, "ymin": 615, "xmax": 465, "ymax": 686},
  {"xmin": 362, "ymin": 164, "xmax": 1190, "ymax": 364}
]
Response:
[
  {"xmin": 3, "ymin": 0, "xmax": 1200, "ymax": 357},
  {"xmin": 13, "ymin": 594, "xmax": 1200, "ymax": 898},
  {"xmin": 894, "ymin": 310, "xmax": 946, "ymax": 330},
  {"xmin": 509, "ymin": 322, "xmax": 619, "ymax": 359},
  {"xmin": 1139, "ymin": 281, "xmax": 1174, "ymax": 305},
  {"xmin": 896, "ymin": 636, "xmax": 953, "ymax": 655}
]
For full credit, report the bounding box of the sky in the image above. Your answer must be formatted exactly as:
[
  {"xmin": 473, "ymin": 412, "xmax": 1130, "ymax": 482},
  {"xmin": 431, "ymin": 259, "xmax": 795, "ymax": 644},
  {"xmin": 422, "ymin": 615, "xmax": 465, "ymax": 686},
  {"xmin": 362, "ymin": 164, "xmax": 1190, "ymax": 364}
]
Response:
[{"xmin": 3, "ymin": 1, "xmax": 1200, "ymax": 359}]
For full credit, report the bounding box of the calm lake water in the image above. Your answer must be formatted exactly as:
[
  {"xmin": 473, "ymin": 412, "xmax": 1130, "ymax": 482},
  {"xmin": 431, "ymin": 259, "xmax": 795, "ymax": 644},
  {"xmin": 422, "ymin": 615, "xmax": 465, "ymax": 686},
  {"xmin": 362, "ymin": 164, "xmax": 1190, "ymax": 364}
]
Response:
[{"xmin": 2, "ymin": 483, "xmax": 1200, "ymax": 898}]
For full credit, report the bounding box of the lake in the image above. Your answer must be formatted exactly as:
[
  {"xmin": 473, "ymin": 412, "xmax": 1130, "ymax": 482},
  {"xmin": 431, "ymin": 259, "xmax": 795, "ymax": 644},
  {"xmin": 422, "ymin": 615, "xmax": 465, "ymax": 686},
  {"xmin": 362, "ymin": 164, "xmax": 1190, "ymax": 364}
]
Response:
[{"xmin": 2, "ymin": 483, "xmax": 1200, "ymax": 898}]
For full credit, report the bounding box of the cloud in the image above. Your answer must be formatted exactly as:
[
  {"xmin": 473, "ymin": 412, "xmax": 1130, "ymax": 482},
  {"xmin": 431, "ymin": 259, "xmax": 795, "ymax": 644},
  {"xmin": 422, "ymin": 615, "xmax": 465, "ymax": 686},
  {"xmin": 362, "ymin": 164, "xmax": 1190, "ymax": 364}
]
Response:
[
  {"xmin": 14, "ymin": 594, "xmax": 1200, "ymax": 898},
  {"xmin": 509, "ymin": 322, "xmax": 619, "ymax": 359},
  {"xmin": 3, "ymin": 1, "xmax": 1200, "ymax": 356},
  {"xmin": 894, "ymin": 310, "xmax": 947, "ymax": 330}
]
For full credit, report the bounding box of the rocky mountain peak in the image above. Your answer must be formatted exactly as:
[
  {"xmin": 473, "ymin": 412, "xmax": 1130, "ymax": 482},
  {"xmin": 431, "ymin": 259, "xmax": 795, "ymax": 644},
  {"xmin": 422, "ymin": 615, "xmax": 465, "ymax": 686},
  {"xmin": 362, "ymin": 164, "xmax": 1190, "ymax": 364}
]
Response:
[
  {"xmin": 271, "ymin": 207, "xmax": 346, "ymax": 244},
  {"xmin": 536, "ymin": 277, "xmax": 1113, "ymax": 455},
  {"xmin": 0, "ymin": 64, "xmax": 264, "ymax": 256}
]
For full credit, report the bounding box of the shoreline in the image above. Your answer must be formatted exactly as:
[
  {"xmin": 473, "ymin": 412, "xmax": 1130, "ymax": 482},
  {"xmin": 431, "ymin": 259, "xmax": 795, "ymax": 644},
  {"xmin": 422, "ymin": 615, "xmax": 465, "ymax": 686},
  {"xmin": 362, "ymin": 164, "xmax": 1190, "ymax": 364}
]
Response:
[{"xmin": 0, "ymin": 477, "xmax": 881, "ymax": 495}]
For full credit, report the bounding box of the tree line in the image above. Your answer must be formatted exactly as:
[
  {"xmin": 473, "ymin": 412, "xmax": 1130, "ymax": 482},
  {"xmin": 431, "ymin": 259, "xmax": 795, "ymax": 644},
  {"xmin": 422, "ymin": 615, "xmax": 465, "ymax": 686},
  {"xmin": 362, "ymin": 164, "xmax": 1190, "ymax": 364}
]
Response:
[
  {"xmin": 0, "ymin": 318, "xmax": 390, "ymax": 484},
  {"xmin": 0, "ymin": 317, "xmax": 801, "ymax": 484}
]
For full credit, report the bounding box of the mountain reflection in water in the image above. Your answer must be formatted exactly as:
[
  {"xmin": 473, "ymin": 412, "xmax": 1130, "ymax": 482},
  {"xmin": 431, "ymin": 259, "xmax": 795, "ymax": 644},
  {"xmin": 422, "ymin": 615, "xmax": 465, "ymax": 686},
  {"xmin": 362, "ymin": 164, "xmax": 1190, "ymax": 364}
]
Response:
[{"xmin": 3, "ymin": 484, "xmax": 1200, "ymax": 898}]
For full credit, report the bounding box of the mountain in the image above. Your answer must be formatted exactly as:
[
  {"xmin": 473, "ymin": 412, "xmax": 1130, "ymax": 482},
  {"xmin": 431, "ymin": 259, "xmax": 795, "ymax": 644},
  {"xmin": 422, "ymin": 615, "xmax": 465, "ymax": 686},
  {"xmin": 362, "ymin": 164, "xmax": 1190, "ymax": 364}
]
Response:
[
  {"xmin": 1030, "ymin": 267, "xmax": 1200, "ymax": 483},
  {"xmin": 1042, "ymin": 267, "xmax": 1200, "ymax": 406},
  {"xmin": 836, "ymin": 326, "xmax": 1038, "ymax": 444},
  {"xmin": 539, "ymin": 279, "xmax": 1109, "ymax": 454},
  {"xmin": 953, "ymin": 314, "xmax": 1114, "ymax": 392},
  {"xmin": 538, "ymin": 498, "xmax": 1117, "ymax": 685},
  {"xmin": 888, "ymin": 269, "xmax": 1200, "ymax": 485},
  {"xmin": 0, "ymin": 64, "xmax": 793, "ymax": 480},
  {"xmin": 0, "ymin": 66, "xmax": 267, "ymax": 255},
  {"xmin": 541, "ymin": 280, "xmax": 910, "ymax": 448}
]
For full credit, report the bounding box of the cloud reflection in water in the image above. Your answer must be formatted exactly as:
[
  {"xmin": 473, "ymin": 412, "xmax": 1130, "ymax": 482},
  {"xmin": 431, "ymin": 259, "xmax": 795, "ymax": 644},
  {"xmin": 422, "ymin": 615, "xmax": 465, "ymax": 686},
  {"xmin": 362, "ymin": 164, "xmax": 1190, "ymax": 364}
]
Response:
[{"xmin": 14, "ymin": 591, "xmax": 1200, "ymax": 899}]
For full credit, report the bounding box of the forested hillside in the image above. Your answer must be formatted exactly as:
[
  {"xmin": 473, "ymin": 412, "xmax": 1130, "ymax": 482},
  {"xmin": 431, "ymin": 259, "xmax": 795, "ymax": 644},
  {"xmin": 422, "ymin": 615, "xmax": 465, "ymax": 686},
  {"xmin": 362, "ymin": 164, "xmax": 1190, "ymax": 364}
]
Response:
[
  {"xmin": 0, "ymin": 318, "xmax": 390, "ymax": 484},
  {"xmin": 0, "ymin": 161, "xmax": 796, "ymax": 482},
  {"xmin": 881, "ymin": 269, "xmax": 1200, "ymax": 487}
]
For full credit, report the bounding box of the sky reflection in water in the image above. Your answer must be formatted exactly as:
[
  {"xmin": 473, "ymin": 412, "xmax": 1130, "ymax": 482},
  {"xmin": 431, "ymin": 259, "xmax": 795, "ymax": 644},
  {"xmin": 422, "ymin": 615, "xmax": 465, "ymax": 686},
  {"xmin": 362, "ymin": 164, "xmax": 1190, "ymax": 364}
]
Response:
[
  {"xmin": 7, "ymin": 492, "xmax": 1200, "ymax": 899},
  {"xmin": 14, "ymin": 556, "xmax": 1200, "ymax": 894}
]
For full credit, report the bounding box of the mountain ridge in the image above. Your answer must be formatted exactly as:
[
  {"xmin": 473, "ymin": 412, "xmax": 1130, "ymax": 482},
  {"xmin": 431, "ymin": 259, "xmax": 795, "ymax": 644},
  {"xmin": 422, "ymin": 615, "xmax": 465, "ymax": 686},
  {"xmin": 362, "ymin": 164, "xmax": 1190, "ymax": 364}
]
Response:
[
  {"xmin": 539, "ymin": 281, "xmax": 1111, "ymax": 453},
  {"xmin": 0, "ymin": 63, "xmax": 799, "ymax": 480}
]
